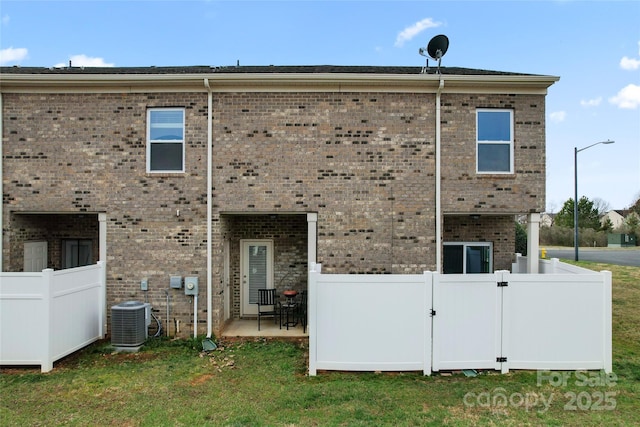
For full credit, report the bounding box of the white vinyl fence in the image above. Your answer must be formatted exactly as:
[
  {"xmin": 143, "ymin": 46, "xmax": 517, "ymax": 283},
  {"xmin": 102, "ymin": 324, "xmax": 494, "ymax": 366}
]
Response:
[
  {"xmin": 0, "ymin": 262, "xmax": 106, "ymax": 372},
  {"xmin": 308, "ymin": 263, "xmax": 612, "ymax": 376},
  {"xmin": 308, "ymin": 265, "xmax": 432, "ymax": 375},
  {"xmin": 512, "ymin": 254, "xmax": 599, "ymax": 274}
]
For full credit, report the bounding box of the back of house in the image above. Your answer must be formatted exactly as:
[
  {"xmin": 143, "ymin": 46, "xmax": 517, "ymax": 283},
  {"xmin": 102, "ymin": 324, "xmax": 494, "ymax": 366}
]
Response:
[{"xmin": 0, "ymin": 64, "xmax": 557, "ymax": 336}]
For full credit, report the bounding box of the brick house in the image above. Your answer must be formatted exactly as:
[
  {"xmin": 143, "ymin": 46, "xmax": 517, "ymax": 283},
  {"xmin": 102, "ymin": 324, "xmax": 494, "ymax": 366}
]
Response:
[{"xmin": 0, "ymin": 65, "xmax": 558, "ymax": 337}]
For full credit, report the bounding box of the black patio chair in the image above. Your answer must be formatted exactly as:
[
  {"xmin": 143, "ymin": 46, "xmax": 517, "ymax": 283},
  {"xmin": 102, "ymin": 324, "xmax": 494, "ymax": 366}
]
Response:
[
  {"xmin": 255, "ymin": 288, "xmax": 281, "ymax": 331},
  {"xmin": 297, "ymin": 290, "xmax": 307, "ymax": 333}
]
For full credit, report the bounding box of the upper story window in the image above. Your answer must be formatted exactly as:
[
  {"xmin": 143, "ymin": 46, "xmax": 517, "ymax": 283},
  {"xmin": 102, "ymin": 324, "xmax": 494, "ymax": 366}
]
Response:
[
  {"xmin": 476, "ymin": 109, "xmax": 513, "ymax": 174},
  {"xmin": 147, "ymin": 108, "xmax": 185, "ymax": 173}
]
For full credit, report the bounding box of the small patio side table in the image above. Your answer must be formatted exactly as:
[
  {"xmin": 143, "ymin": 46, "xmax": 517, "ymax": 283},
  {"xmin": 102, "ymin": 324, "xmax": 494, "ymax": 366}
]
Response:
[{"xmin": 282, "ymin": 290, "xmax": 298, "ymax": 330}]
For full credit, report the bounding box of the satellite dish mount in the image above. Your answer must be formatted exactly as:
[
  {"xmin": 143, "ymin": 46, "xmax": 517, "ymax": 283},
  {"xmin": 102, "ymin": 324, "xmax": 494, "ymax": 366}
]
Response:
[{"xmin": 419, "ymin": 34, "xmax": 449, "ymax": 74}]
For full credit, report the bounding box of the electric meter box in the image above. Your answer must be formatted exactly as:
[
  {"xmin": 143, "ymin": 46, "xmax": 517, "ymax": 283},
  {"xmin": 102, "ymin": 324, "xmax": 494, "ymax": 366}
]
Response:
[{"xmin": 185, "ymin": 277, "xmax": 198, "ymax": 295}]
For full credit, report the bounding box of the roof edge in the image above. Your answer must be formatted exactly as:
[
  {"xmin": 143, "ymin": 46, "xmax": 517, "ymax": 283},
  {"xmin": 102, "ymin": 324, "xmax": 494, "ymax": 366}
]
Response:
[{"xmin": 0, "ymin": 69, "xmax": 559, "ymax": 94}]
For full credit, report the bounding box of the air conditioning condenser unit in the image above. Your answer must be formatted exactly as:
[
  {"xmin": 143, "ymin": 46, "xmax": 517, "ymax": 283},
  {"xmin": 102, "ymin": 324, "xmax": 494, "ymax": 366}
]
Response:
[{"xmin": 111, "ymin": 301, "xmax": 151, "ymax": 347}]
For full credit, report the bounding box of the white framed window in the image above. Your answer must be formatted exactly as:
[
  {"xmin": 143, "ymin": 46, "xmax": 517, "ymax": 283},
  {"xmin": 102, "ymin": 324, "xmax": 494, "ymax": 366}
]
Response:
[
  {"xmin": 476, "ymin": 109, "xmax": 513, "ymax": 174},
  {"xmin": 443, "ymin": 242, "xmax": 492, "ymax": 274},
  {"xmin": 147, "ymin": 108, "xmax": 185, "ymax": 173}
]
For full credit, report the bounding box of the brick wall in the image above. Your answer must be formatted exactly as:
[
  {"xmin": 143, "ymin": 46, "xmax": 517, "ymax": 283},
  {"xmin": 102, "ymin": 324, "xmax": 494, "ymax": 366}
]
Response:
[
  {"xmin": 212, "ymin": 92, "xmax": 438, "ymax": 274},
  {"xmin": 2, "ymin": 89, "xmax": 545, "ymax": 335},
  {"xmin": 441, "ymin": 94, "xmax": 546, "ymax": 213}
]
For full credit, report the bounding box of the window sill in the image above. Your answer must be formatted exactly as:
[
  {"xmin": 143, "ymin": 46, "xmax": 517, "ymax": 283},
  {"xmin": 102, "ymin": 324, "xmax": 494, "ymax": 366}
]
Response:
[
  {"xmin": 475, "ymin": 173, "xmax": 516, "ymax": 179},
  {"xmin": 145, "ymin": 172, "xmax": 186, "ymax": 178}
]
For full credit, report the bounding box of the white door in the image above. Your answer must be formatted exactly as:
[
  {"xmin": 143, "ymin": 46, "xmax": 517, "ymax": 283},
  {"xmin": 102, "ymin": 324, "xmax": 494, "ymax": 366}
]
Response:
[
  {"xmin": 24, "ymin": 241, "xmax": 48, "ymax": 272},
  {"xmin": 240, "ymin": 240, "xmax": 273, "ymax": 316}
]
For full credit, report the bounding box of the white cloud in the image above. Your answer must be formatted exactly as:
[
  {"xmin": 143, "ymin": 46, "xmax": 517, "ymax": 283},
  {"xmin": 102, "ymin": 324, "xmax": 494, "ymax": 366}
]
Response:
[
  {"xmin": 549, "ymin": 111, "xmax": 566, "ymax": 123},
  {"xmin": 2, "ymin": 14, "xmax": 9, "ymax": 25},
  {"xmin": 395, "ymin": 18, "xmax": 442, "ymax": 47},
  {"xmin": 609, "ymin": 84, "xmax": 640, "ymax": 109},
  {"xmin": 0, "ymin": 47, "xmax": 28, "ymax": 65},
  {"xmin": 619, "ymin": 41, "xmax": 640, "ymax": 70},
  {"xmin": 620, "ymin": 56, "xmax": 640, "ymax": 70},
  {"xmin": 54, "ymin": 54, "xmax": 114, "ymax": 68},
  {"xmin": 580, "ymin": 97, "xmax": 602, "ymax": 107}
]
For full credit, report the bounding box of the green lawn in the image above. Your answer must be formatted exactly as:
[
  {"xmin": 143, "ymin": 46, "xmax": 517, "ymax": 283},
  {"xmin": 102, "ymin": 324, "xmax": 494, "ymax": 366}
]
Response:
[{"xmin": 2, "ymin": 261, "xmax": 639, "ymax": 426}]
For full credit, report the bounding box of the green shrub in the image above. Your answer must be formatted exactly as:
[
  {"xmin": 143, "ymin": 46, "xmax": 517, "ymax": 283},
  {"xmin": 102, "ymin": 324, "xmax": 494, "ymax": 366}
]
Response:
[{"xmin": 540, "ymin": 225, "xmax": 608, "ymax": 247}]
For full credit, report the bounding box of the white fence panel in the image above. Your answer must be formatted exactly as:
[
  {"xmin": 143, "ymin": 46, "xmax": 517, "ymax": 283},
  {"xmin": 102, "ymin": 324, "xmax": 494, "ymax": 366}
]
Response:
[
  {"xmin": 0, "ymin": 262, "xmax": 106, "ymax": 372},
  {"xmin": 0, "ymin": 273, "xmax": 48, "ymax": 365},
  {"xmin": 432, "ymin": 273, "xmax": 503, "ymax": 371},
  {"xmin": 514, "ymin": 255, "xmax": 599, "ymax": 275},
  {"xmin": 548, "ymin": 260, "xmax": 599, "ymax": 275},
  {"xmin": 503, "ymin": 271, "xmax": 612, "ymax": 373},
  {"xmin": 51, "ymin": 264, "xmax": 104, "ymax": 361},
  {"xmin": 309, "ymin": 265, "xmax": 431, "ymax": 375}
]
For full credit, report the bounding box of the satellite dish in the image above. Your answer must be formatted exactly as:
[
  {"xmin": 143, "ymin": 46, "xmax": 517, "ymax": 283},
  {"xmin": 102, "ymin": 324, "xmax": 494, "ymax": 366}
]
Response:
[
  {"xmin": 419, "ymin": 34, "xmax": 449, "ymax": 74},
  {"xmin": 427, "ymin": 34, "xmax": 449, "ymax": 60}
]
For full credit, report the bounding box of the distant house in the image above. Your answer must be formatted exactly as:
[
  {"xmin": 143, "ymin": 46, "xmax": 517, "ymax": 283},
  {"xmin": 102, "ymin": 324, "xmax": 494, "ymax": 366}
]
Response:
[
  {"xmin": 0, "ymin": 64, "xmax": 558, "ymax": 337},
  {"xmin": 540, "ymin": 212, "xmax": 555, "ymax": 227},
  {"xmin": 601, "ymin": 209, "xmax": 638, "ymax": 230}
]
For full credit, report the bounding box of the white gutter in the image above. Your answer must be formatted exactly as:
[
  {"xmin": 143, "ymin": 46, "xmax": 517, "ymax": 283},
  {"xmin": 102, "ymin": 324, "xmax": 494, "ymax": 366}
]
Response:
[
  {"xmin": 1, "ymin": 72, "xmax": 558, "ymax": 95},
  {"xmin": 0, "ymin": 93, "xmax": 3, "ymax": 272},
  {"xmin": 204, "ymin": 78, "xmax": 213, "ymax": 338},
  {"xmin": 435, "ymin": 77, "xmax": 444, "ymax": 273}
]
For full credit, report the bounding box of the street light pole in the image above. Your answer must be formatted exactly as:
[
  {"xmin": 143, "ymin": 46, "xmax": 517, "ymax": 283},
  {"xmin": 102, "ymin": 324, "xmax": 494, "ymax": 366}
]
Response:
[{"xmin": 574, "ymin": 140, "xmax": 615, "ymax": 261}]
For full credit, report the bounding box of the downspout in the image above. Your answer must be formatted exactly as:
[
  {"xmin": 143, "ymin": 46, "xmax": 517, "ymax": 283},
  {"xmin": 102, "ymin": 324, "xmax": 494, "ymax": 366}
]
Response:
[
  {"xmin": 435, "ymin": 77, "xmax": 444, "ymax": 272},
  {"xmin": 0, "ymin": 93, "xmax": 3, "ymax": 272},
  {"xmin": 204, "ymin": 78, "xmax": 213, "ymax": 338}
]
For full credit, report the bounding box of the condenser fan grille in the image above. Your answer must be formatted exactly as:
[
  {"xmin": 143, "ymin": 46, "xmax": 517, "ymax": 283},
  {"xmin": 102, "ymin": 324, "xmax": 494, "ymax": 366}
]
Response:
[{"xmin": 111, "ymin": 301, "xmax": 149, "ymax": 347}]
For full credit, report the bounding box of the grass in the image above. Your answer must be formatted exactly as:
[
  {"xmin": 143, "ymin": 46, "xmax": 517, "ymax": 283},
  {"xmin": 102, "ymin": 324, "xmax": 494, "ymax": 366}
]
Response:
[{"xmin": 1, "ymin": 261, "xmax": 639, "ymax": 426}]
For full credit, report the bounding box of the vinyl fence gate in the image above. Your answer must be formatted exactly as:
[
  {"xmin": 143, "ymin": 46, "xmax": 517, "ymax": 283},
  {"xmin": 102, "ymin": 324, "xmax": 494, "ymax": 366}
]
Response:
[{"xmin": 308, "ymin": 264, "xmax": 611, "ymax": 376}]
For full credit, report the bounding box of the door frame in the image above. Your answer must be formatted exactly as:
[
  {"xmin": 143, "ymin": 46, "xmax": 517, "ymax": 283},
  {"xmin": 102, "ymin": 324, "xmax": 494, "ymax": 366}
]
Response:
[{"xmin": 240, "ymin": 239, "xmax": 274, "ymax": 317}]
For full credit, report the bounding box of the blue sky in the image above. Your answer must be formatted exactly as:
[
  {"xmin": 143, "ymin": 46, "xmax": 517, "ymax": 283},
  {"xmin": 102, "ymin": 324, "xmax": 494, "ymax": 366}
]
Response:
[{"xmin": 1, "ymin": 0, "xmax": 639, "ymax": 211}]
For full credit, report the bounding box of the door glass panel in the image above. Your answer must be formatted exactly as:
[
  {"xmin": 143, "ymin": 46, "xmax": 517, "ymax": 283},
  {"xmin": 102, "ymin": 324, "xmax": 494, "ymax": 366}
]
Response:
[
  {"xmin": 443, "ymin": 245, "xmax": 464, "ymax": 274},
  {"xmin": 63, "ymin": 239, "xmax": 92, "ymax": 269},
  {"xmin": 466, "ymin": 245, "xmax": 490, "ymax": 273},
  {"xmin": 248, "ymin": 245, "xmax": 268, "ymax": 304}
]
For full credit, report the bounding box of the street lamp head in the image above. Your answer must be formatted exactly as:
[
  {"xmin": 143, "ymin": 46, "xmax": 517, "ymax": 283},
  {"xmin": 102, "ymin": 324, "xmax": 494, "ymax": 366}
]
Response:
[{"xmin": 577, "ymin": 140, "xmax": 615, "ymax": 153}]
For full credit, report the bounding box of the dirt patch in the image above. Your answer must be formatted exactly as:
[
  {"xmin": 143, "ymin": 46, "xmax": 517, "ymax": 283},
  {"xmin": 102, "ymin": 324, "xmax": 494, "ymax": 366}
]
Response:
[
  {"xmin": 190, "ymin": 373, "xmax": 214, "ymax": 385},
  {"xmin": 0, "ymin": 366, "xmax": 42, "ymax": 375}
]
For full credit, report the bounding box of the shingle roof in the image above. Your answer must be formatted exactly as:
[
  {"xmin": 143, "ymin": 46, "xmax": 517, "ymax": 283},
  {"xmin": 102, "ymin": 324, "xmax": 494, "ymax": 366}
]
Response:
[{"xmin": 0, "ymin": 64, "xmax": 536, "ymax": 76}]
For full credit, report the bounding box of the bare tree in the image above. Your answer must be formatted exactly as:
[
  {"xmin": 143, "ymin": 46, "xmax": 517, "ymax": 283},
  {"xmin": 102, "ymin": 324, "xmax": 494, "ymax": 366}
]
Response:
[{"xmin": 592, "ymin": 198, "xmax": 611, "ymax": 216}]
